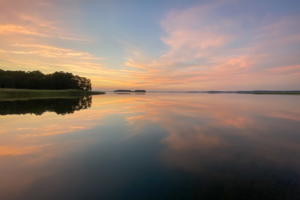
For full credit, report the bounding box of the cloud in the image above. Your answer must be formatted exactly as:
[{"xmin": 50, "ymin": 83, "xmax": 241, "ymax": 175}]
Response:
[
  {"xmin": 116, "ymin": 93, "xmax": 300, "ymax": 174},
  {"xmin": 265, "ymin": 65, "xmax": 300, "ymax": 75},
  {"xmin": 120, "ymin": 1, "xmax": 300, "ymax": 90},
  {"xmin": 0, "ymin": 0, "xmax": 150, "ymax": 90},
  {"xmin": 3, "ymin": 44, "xmax": 99, "ymax": 58},
  {"xmin": 0, "ymin": 25, "xmax": 50, "ymax": 37},
  {"xmin": 0, "ymin": 0, "xmax": 110, "ymax": 88},
  {"xmin": 0, "ymin": 145, "xmax": 51, "ymax": 157},
  {"xmin": 0, "ymin": 0, "xmax": 299, "ymax": 90},
  {"xmin": 0, "ymin": 0, "xmax": 90, "ymax": 41}
]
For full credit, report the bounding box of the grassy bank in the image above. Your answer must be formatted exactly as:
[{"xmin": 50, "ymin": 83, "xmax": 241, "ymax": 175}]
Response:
[{"xmin": 0, "ymin": 89, "xmax": 105, "ymax": 100}]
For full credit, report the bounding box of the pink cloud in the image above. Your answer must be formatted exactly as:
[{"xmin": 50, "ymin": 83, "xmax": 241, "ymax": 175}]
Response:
[
  {"xmin": 120, "ymin": 2, "xmax": 300, "ymax": 90},
  {"xmin": 266, "ymin": 65, "xmax": 300, "ymax": 75}
]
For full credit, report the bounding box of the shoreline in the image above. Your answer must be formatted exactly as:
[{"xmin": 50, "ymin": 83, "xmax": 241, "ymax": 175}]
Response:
[
  {"xmin": 0, "ymin": 89, "xmax": 105, "ymax": 100},
  {"xmin": 110, "ymin": 90, "xmax": 300, "ymax": 95}
]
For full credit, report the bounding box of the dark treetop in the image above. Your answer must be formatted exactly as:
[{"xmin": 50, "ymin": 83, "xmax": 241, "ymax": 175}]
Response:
[{"xmin": 0, "ymin": 69, "xmax": 92, "ymax": 91}]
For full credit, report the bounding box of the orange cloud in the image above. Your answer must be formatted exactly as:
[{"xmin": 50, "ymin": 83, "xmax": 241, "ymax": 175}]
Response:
[
  {"xmin": 0, "ymin": 145, "xmax": 50, "ymax": 157},
  {"xmin": 0, "ymin": 25, "xmax": 50, "ymax": 37}
]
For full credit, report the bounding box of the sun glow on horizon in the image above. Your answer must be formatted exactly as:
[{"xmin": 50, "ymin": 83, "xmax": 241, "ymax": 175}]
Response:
[{"xmin": 0, "ymin": 0, "xmax": 299, "ymax": 90}]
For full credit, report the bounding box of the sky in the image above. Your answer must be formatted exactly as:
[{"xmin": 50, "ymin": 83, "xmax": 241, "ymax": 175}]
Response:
[{"xmin": 0, "ymin": 0, "xmax": 300, "ymax": 91}]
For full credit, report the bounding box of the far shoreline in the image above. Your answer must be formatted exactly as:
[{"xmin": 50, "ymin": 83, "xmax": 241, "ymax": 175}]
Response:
[
  {"xmin": 186, "ymin": 90, "xmax": 300, "ymax": 95},
  {"xmin": 109, "ymin": 90, "xmax": 300, "ymax": 95}
]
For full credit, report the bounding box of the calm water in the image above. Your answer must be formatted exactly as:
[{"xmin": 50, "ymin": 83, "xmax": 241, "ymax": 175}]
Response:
[{"xmin": 1, "ymin": 93, "xmax": 300, "ymax": 200}]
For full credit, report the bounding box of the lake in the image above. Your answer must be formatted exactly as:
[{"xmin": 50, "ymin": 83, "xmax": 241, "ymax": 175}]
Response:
[{"xmin": 1, "ymin": 93, "xmax": 300, "ymax": 200}]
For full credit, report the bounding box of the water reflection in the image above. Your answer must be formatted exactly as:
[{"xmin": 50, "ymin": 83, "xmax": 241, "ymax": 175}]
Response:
[
  {"xmin": 0, "ymin": 96, "xmax": 92, "ymax": 115},
  {"xmin": 0, "ymin": 94, "xmax": 300, "ymax": 199}
]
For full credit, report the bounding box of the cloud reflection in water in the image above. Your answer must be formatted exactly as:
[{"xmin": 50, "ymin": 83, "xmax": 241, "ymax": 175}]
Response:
[{"xmin": 0, "ymin": 93, "xmax": 300, "ymax": 199}]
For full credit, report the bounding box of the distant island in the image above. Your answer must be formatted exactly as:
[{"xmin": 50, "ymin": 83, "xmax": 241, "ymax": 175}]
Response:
[{"xmin": 114, "ymin": 90, "xmax": 146, "ymax": 93}]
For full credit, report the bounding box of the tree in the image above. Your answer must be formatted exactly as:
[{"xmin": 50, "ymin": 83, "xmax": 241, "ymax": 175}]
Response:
[{"xmin": 0, "ymin": 69, "xmax": 92, "ymax": 91}]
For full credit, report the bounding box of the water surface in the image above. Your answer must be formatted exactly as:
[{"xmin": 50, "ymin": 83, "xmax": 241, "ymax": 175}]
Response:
[{"xmin": 1, "ymin": 93, "xmax": 300, "ymax": 199}]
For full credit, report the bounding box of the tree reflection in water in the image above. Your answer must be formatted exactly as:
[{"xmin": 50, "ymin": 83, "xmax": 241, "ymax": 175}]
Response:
[{"xmin": 0, "ymin": 96, "xmax": 92, "ymax": 115}]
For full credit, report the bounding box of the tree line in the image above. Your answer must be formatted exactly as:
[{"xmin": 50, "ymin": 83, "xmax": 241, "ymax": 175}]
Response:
[{"xmin": 0, "ymin": 69, "xmax": 92, "ymax": 91}]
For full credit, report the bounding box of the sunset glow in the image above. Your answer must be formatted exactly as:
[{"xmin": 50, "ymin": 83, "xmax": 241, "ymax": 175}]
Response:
[{"xmin": 1, "ymin": 0, "xmax": 300, "ymax": 90}]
